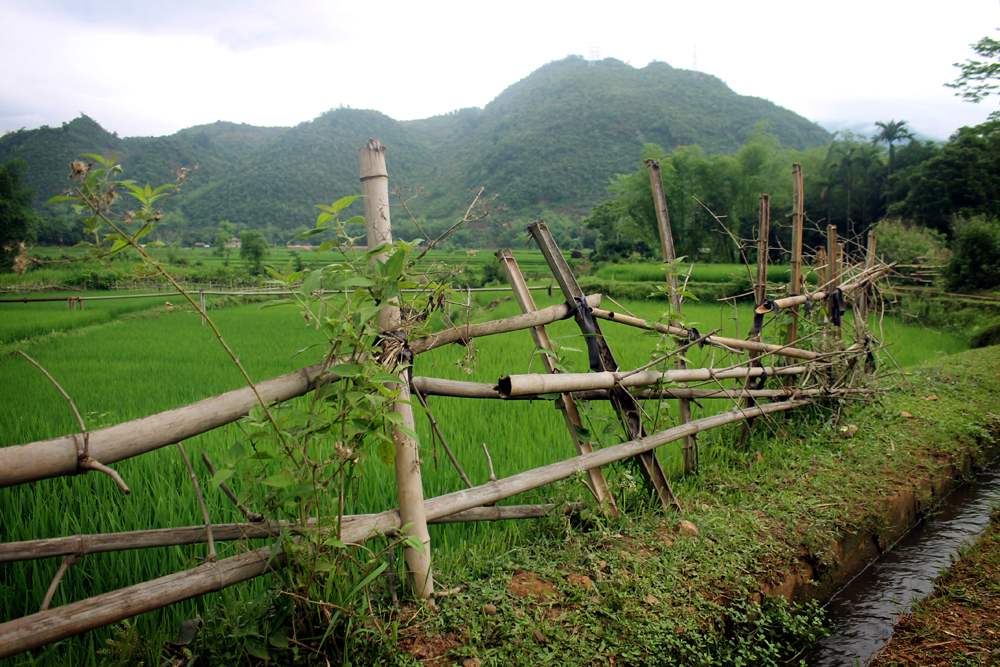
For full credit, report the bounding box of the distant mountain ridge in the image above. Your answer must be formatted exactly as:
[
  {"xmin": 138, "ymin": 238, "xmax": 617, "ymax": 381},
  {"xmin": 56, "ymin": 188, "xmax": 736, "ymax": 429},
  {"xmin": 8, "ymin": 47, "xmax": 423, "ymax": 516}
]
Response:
[{"xmin": 0, "ymin": 56, "xmax": 831, "ymax": 240}]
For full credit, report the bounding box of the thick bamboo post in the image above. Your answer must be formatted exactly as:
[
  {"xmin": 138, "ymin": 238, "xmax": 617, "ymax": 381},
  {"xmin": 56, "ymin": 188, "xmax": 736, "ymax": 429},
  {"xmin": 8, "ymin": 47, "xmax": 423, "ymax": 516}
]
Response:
[
  {"xmin": 645, "ymin": 158, "xmax": 694, "ymax": 474},
  {"xmin": 857, "ymin": 232, "xmax": 878, "ymax": 325},
  {"xmin": 199, "ymin": 291, "xmax": 206, "ymax": 326},
  {"xmin": 528, "ymin": 221, "xmax": 679, "ymax": 510},
  {"xmin": 359, "ymin": 139, "xmax": 432, "ymax": 597},
  {"xmin": 787, "ymin": 164, "xmax": 804, "ymax": 346},
  {"xmin": 496, "ymin": 249, "xmax": 617, "ymax": 514}
]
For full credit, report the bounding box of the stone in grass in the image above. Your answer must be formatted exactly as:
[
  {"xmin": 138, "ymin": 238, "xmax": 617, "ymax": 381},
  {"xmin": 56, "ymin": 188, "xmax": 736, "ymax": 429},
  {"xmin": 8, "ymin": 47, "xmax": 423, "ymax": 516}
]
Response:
[
  {"xmin": 463, "ymin": 660, "xmax": 482, "ymax": 667},
  {"xmin": 484, "ymin": 603, "xmax": 497, "ymax": 615},
  {"xmin": 674, "ymin": 520, "xmax": 699, "ymax": 537}
]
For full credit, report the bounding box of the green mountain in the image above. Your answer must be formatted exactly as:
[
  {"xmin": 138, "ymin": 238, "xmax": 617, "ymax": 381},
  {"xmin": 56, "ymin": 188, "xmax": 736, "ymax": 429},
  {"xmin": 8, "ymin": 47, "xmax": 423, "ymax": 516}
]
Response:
[{"xmin": 0, "ymin": 56, "xmax": 831, "ymax": 243}]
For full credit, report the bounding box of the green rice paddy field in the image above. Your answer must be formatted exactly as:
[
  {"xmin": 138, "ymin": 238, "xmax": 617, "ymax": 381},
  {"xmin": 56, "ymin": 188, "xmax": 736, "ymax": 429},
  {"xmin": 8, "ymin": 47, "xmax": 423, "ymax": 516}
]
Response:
[{"xmin": 0, "ymin": 261, "xmax": 968, "ymax": 663}]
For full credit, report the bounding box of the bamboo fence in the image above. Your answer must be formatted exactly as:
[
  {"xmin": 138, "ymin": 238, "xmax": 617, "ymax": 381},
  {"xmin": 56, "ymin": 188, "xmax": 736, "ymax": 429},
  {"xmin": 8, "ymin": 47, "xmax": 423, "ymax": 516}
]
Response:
[{"xmin": 0, "ymin": 153, "xmax": 896, "ymax": 658}]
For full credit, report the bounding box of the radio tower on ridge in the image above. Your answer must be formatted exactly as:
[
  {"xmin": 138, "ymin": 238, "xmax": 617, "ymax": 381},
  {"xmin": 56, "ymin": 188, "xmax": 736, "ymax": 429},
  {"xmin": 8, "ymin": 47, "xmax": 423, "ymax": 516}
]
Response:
[{"xmin": 588, "ymin": 43, "xmax": 601, "ymax": 66}]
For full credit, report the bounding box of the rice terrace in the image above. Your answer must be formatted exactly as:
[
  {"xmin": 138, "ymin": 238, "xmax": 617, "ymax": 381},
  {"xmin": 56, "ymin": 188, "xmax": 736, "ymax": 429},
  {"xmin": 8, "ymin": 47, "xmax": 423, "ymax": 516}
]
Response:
[{"xmin": 1, "ymin": 127, "xmax": 1000, "ymax": 667}]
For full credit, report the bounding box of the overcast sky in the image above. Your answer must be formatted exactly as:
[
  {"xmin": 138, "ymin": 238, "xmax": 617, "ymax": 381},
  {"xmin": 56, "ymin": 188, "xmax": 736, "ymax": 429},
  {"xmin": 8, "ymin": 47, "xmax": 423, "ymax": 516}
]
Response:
[{"xmin": 2, "ymin": 0, "xmax": 999, "ymax": 142}]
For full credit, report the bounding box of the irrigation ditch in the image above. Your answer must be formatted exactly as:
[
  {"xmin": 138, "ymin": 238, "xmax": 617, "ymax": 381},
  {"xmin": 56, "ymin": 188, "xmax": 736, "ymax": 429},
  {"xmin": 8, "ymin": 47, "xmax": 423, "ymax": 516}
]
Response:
[{"xmin": 0, "ymin": 142, "xmax": 989, "ymax": 664}]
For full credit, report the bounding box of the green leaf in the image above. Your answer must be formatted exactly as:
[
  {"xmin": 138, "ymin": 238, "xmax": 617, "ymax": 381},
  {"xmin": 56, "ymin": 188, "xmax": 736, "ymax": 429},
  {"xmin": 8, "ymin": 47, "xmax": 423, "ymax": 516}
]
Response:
[
  {"xmin": 377, "ymin": 439, "xmax": 395, "ymax": 467},
  {"xmin": 144, "ymin": 241, "xmax": 165, "ymax": 248},
  {"xmin": 295, "ymin": 228, "xmax": 328, "ymax": 239},
  {"xmin": 268, "ymin": 631, "xmax": 289, "ymax": 649},
  {"xmin": 339, "ymin": 276, "xmax": 376, "ymax": 287},
  {"xmin": 328, "ymin": 194, "xmax": 363, "ymax": 214},
  {"xmin": 300, "ymin": 268, "xmax": 323, "ymax": 295},
  {"xmin": 332, "ymin": 363, "xmax": 363, "ymax": 377},
  {"xmin": 369, "ymin": 372, "xmax": 401, "ymax": 385},
  {"xmin": 323, "ymin": 537, "xmax": 347, "ymax": 549},
  {"xmin": 81, "ymin": 153, "xmax": 107, "ymax": 165},
  {"xmin": 210, "ymin": 469, "xmax": 235, "ymax": 487},
  {"xmin": 403, "ymin": 535, "xmax": 428, "ymax": 554},
  {"xmin": 45, "ymin": 195, "xmax": 78, "ymax": 205},
  {"xmin": 261, "ymin": 471, "xmax": 296, "ymax": 487},
  {"xmin": 382, "ymin": 250, "xmax": 406, "ymax": 281}
]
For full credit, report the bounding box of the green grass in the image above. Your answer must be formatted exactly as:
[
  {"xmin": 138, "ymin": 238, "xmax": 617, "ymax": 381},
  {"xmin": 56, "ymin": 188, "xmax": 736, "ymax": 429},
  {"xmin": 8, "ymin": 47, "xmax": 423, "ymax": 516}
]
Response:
[{"xmin": 0, "ymin": 274, "xmax": 971, "ymax": 664}]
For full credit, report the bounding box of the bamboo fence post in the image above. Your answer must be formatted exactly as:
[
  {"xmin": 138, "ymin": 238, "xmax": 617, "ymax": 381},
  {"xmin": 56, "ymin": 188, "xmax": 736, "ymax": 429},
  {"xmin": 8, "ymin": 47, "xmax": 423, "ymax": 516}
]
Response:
[
  {"xmin": 495, "ymin": 248, "xmax": 617, "ymax": 514},
  {"xmin": 359, "ymin": 139, "xmax": 432, "ymax": 598},
  {"xmin": 738, "ymin": 194, "xmax": 771, "ymax": 445},
  {"xmin": 527, "ymin": 220, "xmax": 679, "ymax": 511},
  {"xmin": 787, "ymin": 164, "xmax": 804, "ymax": 346},
  {"xmin": 199, "ymin": 291, "xmax": 206, "ymax": 326},
  {"xmin": 826, "ymin": 226, "xmax": 842, "ymax": 345},
  {"xmin": 857, "ymin": 232, "xmax": 878, "ymax": 325},
  {"xmin": 645, "ymin": 158, "xmax": 695, "ymax": 474}
]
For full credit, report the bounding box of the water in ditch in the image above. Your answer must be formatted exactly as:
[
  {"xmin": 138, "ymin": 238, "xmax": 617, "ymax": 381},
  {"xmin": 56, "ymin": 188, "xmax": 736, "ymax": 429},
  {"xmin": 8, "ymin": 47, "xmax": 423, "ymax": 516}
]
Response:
[{"xmin": 807, "ymin": 461, "xmax": 1000, "ymax": 666}]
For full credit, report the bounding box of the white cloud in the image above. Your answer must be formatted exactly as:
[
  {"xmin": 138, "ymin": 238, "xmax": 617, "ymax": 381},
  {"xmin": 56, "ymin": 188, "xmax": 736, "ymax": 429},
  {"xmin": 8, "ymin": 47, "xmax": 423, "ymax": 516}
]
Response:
[{"xmin": 2, "ymin": 0, "xmax": 999, "ymax": 141}]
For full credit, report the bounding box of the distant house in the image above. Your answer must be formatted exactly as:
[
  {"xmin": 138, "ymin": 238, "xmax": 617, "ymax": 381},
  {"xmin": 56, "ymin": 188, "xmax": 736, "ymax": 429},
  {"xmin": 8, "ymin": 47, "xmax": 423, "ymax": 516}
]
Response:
[
  {"xmin": 225, "ymin": 237, "xmax": 241, "ymax": 249},
  {"xmin": 193, "ymin": 242, "xmax": 209, "ymax": 248}
]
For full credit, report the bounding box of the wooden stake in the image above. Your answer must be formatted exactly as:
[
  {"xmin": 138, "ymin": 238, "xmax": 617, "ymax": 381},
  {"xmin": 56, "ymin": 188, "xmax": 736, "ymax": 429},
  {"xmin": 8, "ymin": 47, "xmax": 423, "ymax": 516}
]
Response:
[
  {"xmin": 645, "ymin": 159, "xmax": 694, "ymax": 474},
  {"xmin": 359, "ymin": 139, "xmax": 432, "ymax": 598},
  {"xmin": 496, "ymin": 248, "xmax": 616, "ymax": 513}
]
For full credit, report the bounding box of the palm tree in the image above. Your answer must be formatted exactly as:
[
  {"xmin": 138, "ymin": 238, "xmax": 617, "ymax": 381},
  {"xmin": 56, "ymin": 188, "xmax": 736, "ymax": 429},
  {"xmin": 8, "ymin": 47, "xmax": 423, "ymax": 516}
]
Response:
[{"xmin": 871, "ymin": 120, "xmax": 914, "ymax": 206}]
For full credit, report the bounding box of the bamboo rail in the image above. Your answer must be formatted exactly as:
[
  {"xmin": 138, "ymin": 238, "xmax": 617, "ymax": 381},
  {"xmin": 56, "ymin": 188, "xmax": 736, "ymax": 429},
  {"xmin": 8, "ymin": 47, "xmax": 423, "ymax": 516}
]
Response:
[
  {"xmin": 410, "ymin": 376, "xmax": 867, "ymax": 402},
  {"xmin": 497, "ymin": 366, "xmax": 807, "ymax": 398},
  {"xmin": 0, "ymin": 398, "xmax": 809, "ymax": 659},
  {"xmin": 0, "ymin": 504, "xmax": 587, "ymax": 564}
]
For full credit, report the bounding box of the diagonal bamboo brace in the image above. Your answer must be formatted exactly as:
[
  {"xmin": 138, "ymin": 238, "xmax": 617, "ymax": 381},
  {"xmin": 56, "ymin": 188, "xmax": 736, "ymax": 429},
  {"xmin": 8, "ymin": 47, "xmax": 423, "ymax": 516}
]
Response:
[
  {"xmin": 528, "ymin": 220, "xmax": 680, "ymax": 511},
  {"xmin": 496, "ymin": 248, "xmax": 617, "ymax": 515}
]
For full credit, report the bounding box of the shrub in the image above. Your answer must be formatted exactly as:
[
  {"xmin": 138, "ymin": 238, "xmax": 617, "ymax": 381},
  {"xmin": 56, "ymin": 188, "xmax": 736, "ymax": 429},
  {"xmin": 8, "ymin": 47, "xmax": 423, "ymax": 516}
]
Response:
[
  {"xmin": 875, "ymin": 218, "xmax": 947, "ymax": 282},
  {"xmin": 944, "ymin": 216, "xmax": 1000, "ymax": 292}
]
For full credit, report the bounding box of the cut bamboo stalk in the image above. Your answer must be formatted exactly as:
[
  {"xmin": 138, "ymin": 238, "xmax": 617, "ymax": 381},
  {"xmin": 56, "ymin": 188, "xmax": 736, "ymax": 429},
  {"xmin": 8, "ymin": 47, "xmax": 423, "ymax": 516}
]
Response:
[
  {"xmin": 0, "ymin": 360, "xmax": 340, "ymax": 489},
  {"xmin": 589, "ymin": 308, "xmax": 819, "ymax": 361},
  {"xmin": 787, "ymin": 164, "xmax": 804, "ymax": 346},
  {"xmin": 0, "ymin": 398, "xmax": 809, "ymax": 659},
  {"xmin": 645, "ymin": 158, "xmax": 694, "ymax": 474},
  {"xmin": 360, "ymin": 139, "xmax": 432, "ymax": 598},
  {"xmin": 497, "ymin": 366, "xmax": 806, "ymax": 398},
  {"xmin": 528, "ymin": 220, "xmax": 679, "ymax": 510},
  {"xmin": 496, "ymin": 248, "xmax": 616, "ymax": 513},
  {"xmin": 199, "ymin": 291, "xmax": 206, "ymax": 326},
  {"xmin": 857, "ymin": 232, "xmax": 878, "ymax": 324},
  {"xmin": 409, "ymin": 294, "xmax": 601, "ymax": 355},
  {"xmin": 408, "ymin": 377, "xmax": 865, "ymax": 402},
  {"xmin": 827, "ymin": 225, "xmax": 839, "ymax": 318}
]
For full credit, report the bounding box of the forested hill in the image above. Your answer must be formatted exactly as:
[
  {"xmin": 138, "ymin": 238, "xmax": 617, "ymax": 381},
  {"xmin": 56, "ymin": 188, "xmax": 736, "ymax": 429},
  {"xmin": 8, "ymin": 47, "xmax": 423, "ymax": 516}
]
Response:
[{"xmin": 0, "ymin": 56, "xmax": 831, "ymax": 240}]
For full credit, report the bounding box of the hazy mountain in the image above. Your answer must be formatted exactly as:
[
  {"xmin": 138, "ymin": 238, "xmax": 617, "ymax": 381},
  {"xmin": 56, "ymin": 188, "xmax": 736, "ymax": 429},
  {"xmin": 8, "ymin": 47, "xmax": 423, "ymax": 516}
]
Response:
[{"xmin": 1, "ymin": 56, "xmax": 831, "ymax": 240}]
